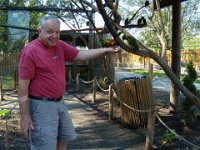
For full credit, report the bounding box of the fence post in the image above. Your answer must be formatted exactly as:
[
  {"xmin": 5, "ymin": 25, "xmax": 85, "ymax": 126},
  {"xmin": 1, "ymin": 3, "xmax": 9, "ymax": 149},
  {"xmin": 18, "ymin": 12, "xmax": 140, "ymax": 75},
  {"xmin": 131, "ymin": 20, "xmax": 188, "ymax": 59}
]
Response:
[
  {"xmin": 14, "ymin": 69, "xmax": 18, "ymax": 91},
  {"xmin": 109, "ymin": 83, "xmax": 114, "ymax": 119},
  {"xmin": 68, "ymin": 70, "xmax": 72, "ymax": 85},
  {"xmin": 76, "ymin": 73, "xmax": 80, "ymax": 92},
  {"xmin": 11, "ymin": 70, "xmax": 18, "ymax": 90},
  {"xmin": 92, "ymin": 77, "xmax": 97, "ymax": 103},
  {"xmin": 148, "ymin": 63, "xmax": 153, "ymax": 81},
  {"xmin": 145, "ymin": 95, "xmax": 156, "ymax": 150},
  {"xmin": 0, "ymin": 77, "xmax": 3, "ymax": 101}
]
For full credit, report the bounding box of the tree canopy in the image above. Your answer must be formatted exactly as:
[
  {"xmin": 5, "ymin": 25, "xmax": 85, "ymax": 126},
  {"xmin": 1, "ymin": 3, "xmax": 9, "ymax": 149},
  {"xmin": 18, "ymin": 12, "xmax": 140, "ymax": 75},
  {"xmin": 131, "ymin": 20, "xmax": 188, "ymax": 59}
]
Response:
[{"xmin": 122, "ymin": 0, "xmax": 200, "ymax": 51}]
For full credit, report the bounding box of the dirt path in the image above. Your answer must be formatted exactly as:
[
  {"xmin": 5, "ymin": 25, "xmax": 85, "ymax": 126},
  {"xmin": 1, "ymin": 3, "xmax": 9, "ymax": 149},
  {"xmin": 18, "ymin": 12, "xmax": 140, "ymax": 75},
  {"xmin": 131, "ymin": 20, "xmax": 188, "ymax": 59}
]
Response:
[
  {"xmin": 1, "ymin": 88, "xmax": 200, "ymax": 150},
  {"xmin": 65, "ymin": 93, "xmax": 146, "ymax": 150},
  {"xmin": 0, "ymin": 91, "xmax": 147, "ymax": 150}
]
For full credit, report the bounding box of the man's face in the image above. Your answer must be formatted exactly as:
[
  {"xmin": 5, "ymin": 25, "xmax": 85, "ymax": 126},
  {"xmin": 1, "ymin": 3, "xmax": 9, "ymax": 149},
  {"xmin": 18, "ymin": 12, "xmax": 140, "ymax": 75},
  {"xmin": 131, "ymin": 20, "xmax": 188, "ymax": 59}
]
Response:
[{"xmin": 38, "ymin": 19, "xmax": 60, "ymax": 48}]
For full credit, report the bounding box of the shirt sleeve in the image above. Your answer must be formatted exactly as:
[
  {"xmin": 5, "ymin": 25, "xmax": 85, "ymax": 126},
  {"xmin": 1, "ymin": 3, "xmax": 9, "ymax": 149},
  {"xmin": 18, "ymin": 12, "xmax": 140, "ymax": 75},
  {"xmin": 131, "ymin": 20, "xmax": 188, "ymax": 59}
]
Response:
[
  {"xmin": 18, "ymin": 49, "xmax": 35, "ymax": 80},
  {"xmin": 61, "ymin": 41, "xmax": 79, "ymax": 62}
]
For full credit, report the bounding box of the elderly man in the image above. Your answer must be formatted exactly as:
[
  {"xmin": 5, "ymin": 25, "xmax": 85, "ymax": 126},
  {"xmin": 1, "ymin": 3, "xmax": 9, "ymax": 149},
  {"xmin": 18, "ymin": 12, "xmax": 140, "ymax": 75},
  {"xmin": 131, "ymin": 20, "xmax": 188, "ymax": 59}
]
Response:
[{"xmin": 18, "ymin": 15, "xmax": 120, "ymax": 150}]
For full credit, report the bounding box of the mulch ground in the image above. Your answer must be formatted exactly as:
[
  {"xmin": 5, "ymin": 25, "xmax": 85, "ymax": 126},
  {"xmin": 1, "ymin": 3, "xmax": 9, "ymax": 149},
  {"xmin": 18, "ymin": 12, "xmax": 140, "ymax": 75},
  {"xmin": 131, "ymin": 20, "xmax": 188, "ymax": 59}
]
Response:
[
  {"xmin": 69, "ymin": 83, "xmax": 200, "ymax": 150},
  {"xmin": 0, "ymin": 84, "xmax": 200, "ymax": 150}
]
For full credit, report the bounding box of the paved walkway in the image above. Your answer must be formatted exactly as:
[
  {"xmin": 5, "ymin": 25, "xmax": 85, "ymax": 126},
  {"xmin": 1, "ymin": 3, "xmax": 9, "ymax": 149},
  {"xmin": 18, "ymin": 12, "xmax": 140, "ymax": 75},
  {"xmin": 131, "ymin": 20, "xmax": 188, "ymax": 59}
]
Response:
[
  {"xmin": 64, "ymin": 93, "xmax": 146, "ymax": 150},
  {"xmin": 115, "ymin": 68, "xmax": 200, "ymax": 91}
]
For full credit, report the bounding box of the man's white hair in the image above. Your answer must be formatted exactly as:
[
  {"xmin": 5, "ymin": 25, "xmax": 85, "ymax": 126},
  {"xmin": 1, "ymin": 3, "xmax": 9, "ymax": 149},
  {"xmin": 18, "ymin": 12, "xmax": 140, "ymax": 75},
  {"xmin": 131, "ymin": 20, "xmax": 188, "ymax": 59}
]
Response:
[{"xmin": 38, "ymin": 15, "xmax": 60, "ymax": 28}]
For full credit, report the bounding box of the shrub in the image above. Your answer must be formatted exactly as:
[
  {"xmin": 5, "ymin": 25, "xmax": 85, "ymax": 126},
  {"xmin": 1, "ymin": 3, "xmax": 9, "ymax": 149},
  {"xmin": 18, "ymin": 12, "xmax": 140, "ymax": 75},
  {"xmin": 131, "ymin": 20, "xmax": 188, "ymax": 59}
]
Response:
[
  {"xmin": 180, "ymin": 58, "xmax": 199, "ymax": 125},
  {"xmin": 0, "ymin": 109, "xmax": 13, "ymax": 120}
]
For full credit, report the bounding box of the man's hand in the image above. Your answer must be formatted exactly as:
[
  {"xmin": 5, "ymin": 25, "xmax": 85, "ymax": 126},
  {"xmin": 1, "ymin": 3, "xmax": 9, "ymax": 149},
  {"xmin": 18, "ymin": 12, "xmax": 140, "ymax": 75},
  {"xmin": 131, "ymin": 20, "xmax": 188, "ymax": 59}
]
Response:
[
  {"xmin": 20, "ymin": 114, "xmax": 34, "ymax": 138},
  {"xmin": 105, "ymin": 46, "xmax": 122, "ymax": 54},
  {"xmin": 18, "ymin": 79, "xmax": 32, "ymax": 138}
]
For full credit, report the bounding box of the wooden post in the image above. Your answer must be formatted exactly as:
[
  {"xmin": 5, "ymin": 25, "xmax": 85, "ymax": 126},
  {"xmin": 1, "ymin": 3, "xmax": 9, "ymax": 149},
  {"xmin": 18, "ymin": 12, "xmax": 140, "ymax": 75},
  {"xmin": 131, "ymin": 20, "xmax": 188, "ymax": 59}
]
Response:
[
  {"xmin": 148, "ymin": 63, "xmax": 153, "ymax": 81},
  {"xmin": 170, "ymin": 0, "xmax": 182, "ymax": 113},
  {"xmin": 68, "ymin": 70, "xmax": 72, "ymax": 85},
  {"xmin": 145, "ymin": 106, "xmax": 156, "ymax": 150},
  {"xmin": 109, "ymin": 83, "xmax": 114, "ymax": 119},
  {"xmin": 145, "ymin": 78, "xmax": 156, "ymax": 150},
  {"xmin": 5, "ymin": 119, "xmax": 8, "ymax": 150},
  {"xmin": 15, "ymin": 69, "xmax": 18, "ymax": 91},
  {"xmin": 0, "ymin": 78, "xmax": 3, "ymax": 101},
  {"xmin": 76, "ymin": 73, "xmax": 80, "ymax": 92},
  {"xmin": 11, "ymin": 71, "xmax": 16, "ymax": 90},
  {"xmin": 92, "ymin": 77, "xmax": 97, "ymax": 103}
]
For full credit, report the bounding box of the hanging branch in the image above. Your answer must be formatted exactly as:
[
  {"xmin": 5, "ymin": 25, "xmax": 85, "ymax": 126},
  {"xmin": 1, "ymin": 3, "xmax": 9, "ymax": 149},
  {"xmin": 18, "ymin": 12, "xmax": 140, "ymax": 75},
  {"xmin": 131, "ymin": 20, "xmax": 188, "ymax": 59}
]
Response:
[
  {"xmin": 79, "ymin": 0, "xmax": 99, "ymax": 12},
  {"xmin": 58, "ymin": 16, "xmax": 89, "ymax": 48},
  {"xmin": 105, "ymin": 0, "xmax": 121, "ymax": 24}
]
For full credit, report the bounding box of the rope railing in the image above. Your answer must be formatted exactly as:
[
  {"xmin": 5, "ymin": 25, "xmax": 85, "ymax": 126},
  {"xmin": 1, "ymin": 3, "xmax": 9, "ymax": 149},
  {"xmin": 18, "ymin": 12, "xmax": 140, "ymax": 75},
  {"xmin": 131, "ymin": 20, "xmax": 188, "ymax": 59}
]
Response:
[
  {"xmin": 79, "ymin": 75, "xmax": 109, "ymax": 92},
  {"xmin": 112, "ymin": 87, "xmax": 200, "ymax": 148},
  {"xmin": 80, "ymin": 78, "xmax": 94, "ymax": 84},
  {"xmin": 67, "ymin": 70, "xmax": 76, "ymax": 83},
  {"xmin": 67, "ymin": 69, "xmax": 200, "ymax": 149},
  {"xmin": 156, "ymin": 113, "xmax": 200, "ymax": 148},
  {"xmin": 96, "ymin": 81, "xmax": 109, "ymax": 92},
  {"xmin": 112, "ymin": 89, "xmax": 150, "ymax": 113},
  {"xmin": 68, "ymin": 70, "xmax": 110, "ymax": 103},
  {"xmin": 0, "ymin": 67, "xmax": 198, "ymax": 149},
  {"xmin": 0, "ymin": 69, "xmax": 198, "ymax": 149},
  {"xmin": 113, "ymin": 88, "xmax": 200, "ymax": 148}
]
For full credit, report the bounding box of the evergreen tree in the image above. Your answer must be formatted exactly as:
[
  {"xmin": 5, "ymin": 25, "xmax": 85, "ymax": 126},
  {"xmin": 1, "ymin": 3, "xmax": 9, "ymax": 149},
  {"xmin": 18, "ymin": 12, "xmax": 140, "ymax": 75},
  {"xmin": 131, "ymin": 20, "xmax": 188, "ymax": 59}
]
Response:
[{"xmin": 180, "ymin": 58, "xmax": 200, "ymax": 125}]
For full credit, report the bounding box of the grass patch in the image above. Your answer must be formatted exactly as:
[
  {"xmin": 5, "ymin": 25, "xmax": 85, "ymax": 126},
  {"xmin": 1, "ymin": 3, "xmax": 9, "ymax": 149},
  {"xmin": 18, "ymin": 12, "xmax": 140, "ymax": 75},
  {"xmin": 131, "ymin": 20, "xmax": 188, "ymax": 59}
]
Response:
[
  {"xmin": 125, "ymin": 69, "xmax": 200, "ymax": 83},
  {"xmin": 132, "ymin": 69, "xmax": 168, "ymax": 78},
  {"xmin": 2, "ymin": 75, "xmax": 12, "ymax": 89},
  {"xmin": 196, "ymin": 75, "xmax": 200, "ymax": 83}
]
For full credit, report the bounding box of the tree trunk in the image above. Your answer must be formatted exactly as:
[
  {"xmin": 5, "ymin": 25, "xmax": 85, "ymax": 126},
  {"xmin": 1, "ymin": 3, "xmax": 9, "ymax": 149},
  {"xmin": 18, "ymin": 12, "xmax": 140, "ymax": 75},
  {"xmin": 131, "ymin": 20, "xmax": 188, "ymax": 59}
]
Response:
[
  {"xmin": 155, "ymin": 0, "xmax": 167, "ymax": 62},
  {"xmin": 160, "ymin": 36, "xmax": 167, "ymax": 61},
  {"xmin": 170, "ymin": 0, "xmax": 181, "ymax": 113}
]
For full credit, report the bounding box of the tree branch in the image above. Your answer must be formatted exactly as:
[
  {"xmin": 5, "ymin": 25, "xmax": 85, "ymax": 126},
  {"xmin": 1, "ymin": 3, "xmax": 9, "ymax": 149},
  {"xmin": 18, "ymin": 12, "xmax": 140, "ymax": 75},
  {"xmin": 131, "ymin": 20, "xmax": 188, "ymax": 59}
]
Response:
[{"xmin": 95, "ymin": 0, "xmax": 200, "ymax": 109}]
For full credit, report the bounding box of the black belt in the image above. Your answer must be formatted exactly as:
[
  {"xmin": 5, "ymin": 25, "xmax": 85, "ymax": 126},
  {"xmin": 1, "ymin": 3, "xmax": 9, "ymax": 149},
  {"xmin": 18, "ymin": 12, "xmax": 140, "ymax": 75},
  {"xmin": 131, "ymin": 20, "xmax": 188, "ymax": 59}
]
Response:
[{"xmin": 29, "ymin": 95, "xmax": 63, "ymax": 102}]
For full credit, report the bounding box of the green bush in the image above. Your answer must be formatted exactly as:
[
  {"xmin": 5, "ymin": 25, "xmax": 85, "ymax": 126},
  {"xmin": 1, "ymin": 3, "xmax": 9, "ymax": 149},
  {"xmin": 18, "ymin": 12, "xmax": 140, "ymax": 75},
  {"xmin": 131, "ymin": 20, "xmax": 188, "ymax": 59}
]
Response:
[
  {"xmin": 163, "ymin": 130, "xmax": 176, "ymax": 143},
  {"xmin": 180, "ymin": 59, "xmax": 199, "ymax": 125},
  {"xmin": 97, "ymin": 77, "xmax": 109, "ymax": 90}
]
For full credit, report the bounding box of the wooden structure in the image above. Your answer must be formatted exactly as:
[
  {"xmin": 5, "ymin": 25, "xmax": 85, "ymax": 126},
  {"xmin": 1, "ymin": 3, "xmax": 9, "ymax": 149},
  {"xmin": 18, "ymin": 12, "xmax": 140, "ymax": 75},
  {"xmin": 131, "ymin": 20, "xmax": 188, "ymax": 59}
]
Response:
[{"xmin": 154, "ymin": 0, "xmax": 187, "ymax": 9}]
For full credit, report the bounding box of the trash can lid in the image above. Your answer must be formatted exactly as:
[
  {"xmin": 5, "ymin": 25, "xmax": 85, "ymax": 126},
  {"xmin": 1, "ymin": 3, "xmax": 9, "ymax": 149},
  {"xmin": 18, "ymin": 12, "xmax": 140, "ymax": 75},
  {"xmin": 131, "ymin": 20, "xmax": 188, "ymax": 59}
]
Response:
[{"xmin": 119, "ymin": 75, "xmax": 147, "ymax": 81}]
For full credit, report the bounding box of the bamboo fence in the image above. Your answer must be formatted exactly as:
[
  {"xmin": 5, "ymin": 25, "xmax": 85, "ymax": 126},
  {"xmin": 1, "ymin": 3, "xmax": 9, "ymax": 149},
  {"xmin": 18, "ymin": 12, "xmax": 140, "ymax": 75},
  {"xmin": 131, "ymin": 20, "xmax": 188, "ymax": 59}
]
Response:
[{"xmin": 118, "ymin": 77, "xmax": 152, "ymax": 128}]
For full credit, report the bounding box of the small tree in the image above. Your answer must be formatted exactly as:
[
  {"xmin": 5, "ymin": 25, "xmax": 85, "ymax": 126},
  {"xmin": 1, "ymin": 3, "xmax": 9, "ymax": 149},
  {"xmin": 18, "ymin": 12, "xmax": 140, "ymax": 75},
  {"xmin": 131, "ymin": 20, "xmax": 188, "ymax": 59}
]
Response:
[{"xmin": 180, "ymin": 58, "xmax": 200, "ymax": 125}]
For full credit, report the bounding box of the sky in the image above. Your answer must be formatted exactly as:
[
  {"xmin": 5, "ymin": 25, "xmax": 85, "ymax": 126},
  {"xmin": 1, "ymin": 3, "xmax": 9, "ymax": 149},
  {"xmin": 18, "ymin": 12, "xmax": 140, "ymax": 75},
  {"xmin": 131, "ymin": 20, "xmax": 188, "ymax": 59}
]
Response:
[
  {"xmin": 60, "ymin": 3, "xmax": 104, "ymax": 31},
  {"xmin": 60, "ymin": 13, "xmax": 104, "ymax": 30},
  {"xmin": 8, "ymin": 11, "xmax": 29, "ymax": 41},
  {"xmin": 41, "ymin": 0, "xmax": 105, "ymax": 30}
]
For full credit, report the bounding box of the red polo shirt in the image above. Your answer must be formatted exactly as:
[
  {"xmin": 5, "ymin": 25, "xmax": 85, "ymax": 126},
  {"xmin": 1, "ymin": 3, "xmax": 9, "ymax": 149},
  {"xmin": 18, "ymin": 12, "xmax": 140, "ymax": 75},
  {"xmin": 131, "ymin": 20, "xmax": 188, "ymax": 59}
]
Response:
[{"xmin": 19, "ymin": 38, "xmax": 79, "ymax": 98}]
